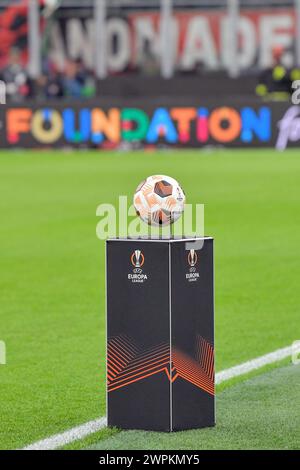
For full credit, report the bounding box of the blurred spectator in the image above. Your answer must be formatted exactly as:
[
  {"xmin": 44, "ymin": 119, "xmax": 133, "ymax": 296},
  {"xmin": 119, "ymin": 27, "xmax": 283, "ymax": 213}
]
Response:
[
  {"xmin": 255, "ymin": 46, "xmax": 300, "ymax": 101},
  {"xmin": 75, "ymin": 58, "xmax": 87, "ymax": 86},
  {"xmin": 139, "ymin": 41, "xmax": 159, "ymax": 77},
  {"xmin": 45, "ymin": 71, "xmax": 64, "ymax": 98},
  {"xmin": 61, "ymin": 58, "xmax": 95, "ymax": 99},
  {"xmin": 0, "ymin": 48, "xmax": 32, "ymax": 101},
  {"xmin": 74, "ymin": 58, "xmax": 96, "ymax": 98},
  {"xmin": 36, "ymin": 70, "xmax": 64, "ymax": 99},
  {"xmin": 63, "ymin": 58, "xmax": 83, "ymax": 98}
]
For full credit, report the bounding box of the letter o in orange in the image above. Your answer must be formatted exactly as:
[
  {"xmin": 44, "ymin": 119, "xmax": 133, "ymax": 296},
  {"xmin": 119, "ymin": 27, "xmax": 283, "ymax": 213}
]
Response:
[{"xmin": 209, "ymin": 108, "xmax": 241, "ymax": 143}]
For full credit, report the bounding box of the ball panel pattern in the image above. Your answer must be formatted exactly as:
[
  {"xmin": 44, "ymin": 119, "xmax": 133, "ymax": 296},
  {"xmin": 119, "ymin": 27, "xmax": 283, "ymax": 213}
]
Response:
[
  {"xmin": 134, "ymin": 175, "xmax": 185, "ymax": 227},
  {"xmin": 154, "ymin": 180, "xmax": 173, "ymax": 198}
]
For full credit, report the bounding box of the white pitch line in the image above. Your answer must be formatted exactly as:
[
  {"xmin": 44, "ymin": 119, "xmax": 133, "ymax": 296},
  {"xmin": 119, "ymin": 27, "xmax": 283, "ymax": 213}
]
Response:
[
  {"xmin": 22, "ymin": 344, "xmax": 293, "ymax": 450},
  {"xmin": 215, "ymin": 344, "xmax": 294, "ymax": 384},
  {"xmin": 22, "ymin": 417, "xmax": 107, "ymax": 450}
]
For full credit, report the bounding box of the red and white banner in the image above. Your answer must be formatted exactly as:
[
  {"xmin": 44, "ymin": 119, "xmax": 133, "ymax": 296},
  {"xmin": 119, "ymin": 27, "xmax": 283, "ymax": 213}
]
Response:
[
  {"xmin": 127, "ymin": 8, "xmax": 296, "ymax": 71},
  {"xmin": 0, "ymin": 6, "xmax": 297, "ymax": 73}
]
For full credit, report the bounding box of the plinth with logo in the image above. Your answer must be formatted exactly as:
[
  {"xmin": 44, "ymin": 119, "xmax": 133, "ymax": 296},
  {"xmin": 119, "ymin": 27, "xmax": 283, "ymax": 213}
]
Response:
[{"xmin": 106, "ymin": 237, "xmax": 215, "ymax": 432}]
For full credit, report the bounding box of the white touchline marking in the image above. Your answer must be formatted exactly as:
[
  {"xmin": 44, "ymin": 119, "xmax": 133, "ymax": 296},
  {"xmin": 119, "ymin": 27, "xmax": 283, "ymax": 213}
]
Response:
[
  {"xmin": 22, "ymin": 417, "xmax": 107, "ymax": 451},
  {"xmin": 215, "ymin": 344, "xmax": 294, "ymax": 384},
  {"xmin": 22, "ymin": 344, "xmax": 293, "ymax": 450}
]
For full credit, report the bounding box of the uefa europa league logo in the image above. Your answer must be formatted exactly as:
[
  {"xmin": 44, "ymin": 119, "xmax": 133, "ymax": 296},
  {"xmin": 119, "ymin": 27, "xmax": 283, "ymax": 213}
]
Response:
[
  {"xmin": 188, "ymin": 249, "xmax": 197, "ymax": 267},
  {"xmin": 128, "ymin": 250, "xmax": 147, "ymax": 283},
  {"xmin": 131, "ymin": 250, "xmax": 145, "ymax": 268}
]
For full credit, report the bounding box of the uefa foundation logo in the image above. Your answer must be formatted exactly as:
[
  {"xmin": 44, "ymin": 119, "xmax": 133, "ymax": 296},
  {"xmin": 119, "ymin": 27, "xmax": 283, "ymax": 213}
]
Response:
[
  {"xmin": 128, "ymin": 250, "xmax": 148, "ymax": 284},
  {"xmin": 186, "ymin": 249, "xmax": 199, "ymax": 283}
]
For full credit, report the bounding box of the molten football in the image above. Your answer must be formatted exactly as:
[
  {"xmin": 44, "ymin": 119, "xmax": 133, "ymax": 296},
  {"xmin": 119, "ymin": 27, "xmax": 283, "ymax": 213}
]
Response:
[{"xmin": 133, "ymin": 175, "xmax": 185, "ymax": 226}]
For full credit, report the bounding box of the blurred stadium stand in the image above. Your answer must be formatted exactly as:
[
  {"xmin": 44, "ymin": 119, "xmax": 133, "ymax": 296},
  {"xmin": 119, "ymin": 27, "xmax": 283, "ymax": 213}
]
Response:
[{"xmin": 0, "ymin": 0, "xmax": 299, "ymax": 100}]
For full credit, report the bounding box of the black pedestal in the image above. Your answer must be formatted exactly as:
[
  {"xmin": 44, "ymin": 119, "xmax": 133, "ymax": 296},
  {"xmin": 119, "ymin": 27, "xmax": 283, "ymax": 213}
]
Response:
[{"xmin": 106, "ymin": 237, "xmax": 215, "ymax": 432}]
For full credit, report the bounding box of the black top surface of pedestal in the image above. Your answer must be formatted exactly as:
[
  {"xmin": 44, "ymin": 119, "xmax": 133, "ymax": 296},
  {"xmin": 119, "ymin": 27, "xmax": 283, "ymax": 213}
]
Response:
[{"xmin": 107, "ymin": 236, "xmax": 213, "ymax": 243}]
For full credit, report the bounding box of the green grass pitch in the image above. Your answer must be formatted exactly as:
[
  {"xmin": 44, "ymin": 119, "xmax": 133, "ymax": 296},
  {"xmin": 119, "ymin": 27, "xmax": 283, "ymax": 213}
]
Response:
[
  {"xmin": 0, "ymin": 149, "xmax": 299, "ymax": 450},
  {"xmin": 89, "ymin": 364, "xmax": 300, "ymax": 450}
]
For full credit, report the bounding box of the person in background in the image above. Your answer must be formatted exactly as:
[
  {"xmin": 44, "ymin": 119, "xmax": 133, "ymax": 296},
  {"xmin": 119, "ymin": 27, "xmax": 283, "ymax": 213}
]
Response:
[
  {"xmin": 44, "ymin": 69, "xmax": 64, "ymax": 99},
  {"xmin": 256, "ymin": 46, "xmax": 300, "ymax": 101},
  {"xmin": 0, "ymin": 48, "xmax": 32, "ymax": 101},
  {"xmin": 62, "ymin": 58, "xmax": 84, "ymax": 98},
  {"xmin": 62, "ymin": 58, "xmax": 95, "ymax": 99},
  {"xmin": 139, "ymin": 40, "xmax": 160, "ymax": 77},
  {"xmin": 74, "ymin": 58, "xmax": 96, "ymax": 98}
]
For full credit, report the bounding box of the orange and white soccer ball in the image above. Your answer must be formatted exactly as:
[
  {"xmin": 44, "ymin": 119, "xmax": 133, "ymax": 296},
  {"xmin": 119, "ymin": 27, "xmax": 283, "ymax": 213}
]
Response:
[{"xmin": 133, "ymin": 175, "xmax": 186, "ymax": 226}]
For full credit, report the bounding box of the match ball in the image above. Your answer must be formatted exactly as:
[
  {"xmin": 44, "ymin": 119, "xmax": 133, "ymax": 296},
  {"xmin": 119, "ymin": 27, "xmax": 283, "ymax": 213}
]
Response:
[{"xmin": 133, "ymin": 175, "xmax": 186, "ymax": 226}]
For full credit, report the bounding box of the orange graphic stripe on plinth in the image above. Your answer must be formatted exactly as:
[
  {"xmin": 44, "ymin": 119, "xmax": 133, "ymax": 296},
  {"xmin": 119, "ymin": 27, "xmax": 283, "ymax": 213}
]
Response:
[
  {"xmin": 108, "ymin": 366, "xmax": 171, "ymax": 392},
  {"xmin": 107, "ymin": 336, "xmax": 214, "ymax": 396}
]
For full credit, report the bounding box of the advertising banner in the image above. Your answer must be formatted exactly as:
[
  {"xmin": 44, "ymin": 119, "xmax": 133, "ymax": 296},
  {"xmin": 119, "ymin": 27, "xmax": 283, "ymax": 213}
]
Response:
[
  {"xmin": 0, "ymin": 4, "xmax": 297, "ymax": 73},
  {"xmin": 47, "ymin": 8, "xmax": 299, "ymax": 74},
  {"xmin": 0, "ymin": 100, "xmax": 299, "ymax": 150}
]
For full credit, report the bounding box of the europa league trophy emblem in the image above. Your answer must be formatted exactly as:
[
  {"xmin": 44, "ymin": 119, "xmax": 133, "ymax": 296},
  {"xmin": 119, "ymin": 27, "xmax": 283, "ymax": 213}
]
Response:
[
  {"xmin": 188, "ymin": 249, "xmax": 197, "ymax": 267},
  {"xmin": 134, "ymin": 250, "xmax": 142, "ymax": 267},
  {"xmin": 131, "ymin": 249, "xmax": 144, "ymax": 268}
]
